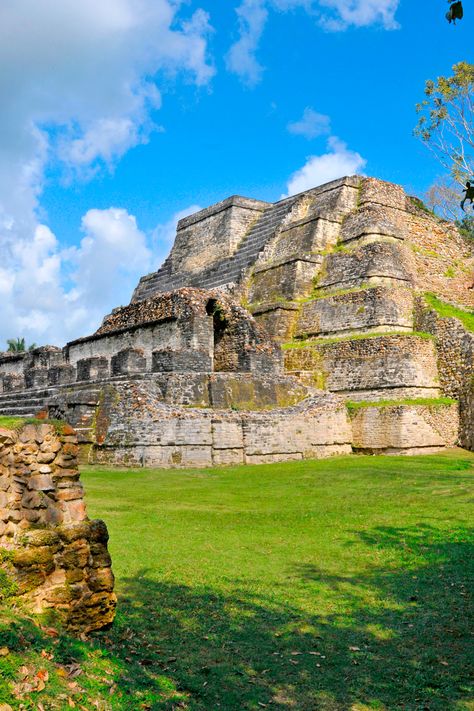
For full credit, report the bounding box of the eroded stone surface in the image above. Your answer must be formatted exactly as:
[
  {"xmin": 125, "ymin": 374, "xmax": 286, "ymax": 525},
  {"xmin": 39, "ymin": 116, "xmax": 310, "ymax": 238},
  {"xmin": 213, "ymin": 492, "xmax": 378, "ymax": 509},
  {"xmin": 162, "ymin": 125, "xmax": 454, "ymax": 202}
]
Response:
[{"xmin": 0, "ymin": 422, "xmax": 116, "ymax": 633}]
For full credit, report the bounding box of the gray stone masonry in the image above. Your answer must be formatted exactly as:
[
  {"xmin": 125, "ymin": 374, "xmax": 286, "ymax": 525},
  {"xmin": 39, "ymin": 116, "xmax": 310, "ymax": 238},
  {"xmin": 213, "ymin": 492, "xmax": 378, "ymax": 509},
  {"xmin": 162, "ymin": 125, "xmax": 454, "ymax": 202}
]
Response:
[{"xmin": 0, "ymin": 175, "xmax": 472, "ymax": 462}]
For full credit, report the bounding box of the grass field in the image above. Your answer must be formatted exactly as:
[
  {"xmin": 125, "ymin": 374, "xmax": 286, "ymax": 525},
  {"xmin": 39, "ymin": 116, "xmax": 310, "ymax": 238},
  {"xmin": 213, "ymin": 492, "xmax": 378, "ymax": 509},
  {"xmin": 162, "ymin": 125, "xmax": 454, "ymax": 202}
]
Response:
[{"xmin": 1, "ymin": 452, "xmax": 473, "ymax": 710}]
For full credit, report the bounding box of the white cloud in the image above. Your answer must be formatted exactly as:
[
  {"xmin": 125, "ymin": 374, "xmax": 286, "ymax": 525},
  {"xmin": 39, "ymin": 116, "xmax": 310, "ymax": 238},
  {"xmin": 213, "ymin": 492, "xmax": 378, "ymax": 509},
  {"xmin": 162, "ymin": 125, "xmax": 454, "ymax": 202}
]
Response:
[
  {"xmin": 227, "ymin": 0, "xmax": 400, "ymax": 83},
  {"xmin": 0, "ymin": 0, "xmax": 214, "ymax": 348},
  {"xmin": 285, "ymin": 136, "xmax": 366, "ymax": 195},
  {"xmin": 288, "ymin": 108, "xmax": 331, "ymax": 139},
  {"xmin": 225, "ymin": 0, "xmax": 269, "ymax": 86},
  {"xmin": 318, "ymin": 0, "xmax": 400, "ymax": 30},
  {"xmin": 0, "ymin": 209, "xmax": 153, "ymax": 348}
]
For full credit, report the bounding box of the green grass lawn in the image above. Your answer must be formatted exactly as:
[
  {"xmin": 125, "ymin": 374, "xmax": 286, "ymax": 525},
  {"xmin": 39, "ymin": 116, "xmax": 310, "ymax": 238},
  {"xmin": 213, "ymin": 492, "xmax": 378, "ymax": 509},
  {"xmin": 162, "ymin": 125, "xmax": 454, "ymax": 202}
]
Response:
[{"xmin": 1, "ymin": 452, "xmax": 473, "ymax": 710}]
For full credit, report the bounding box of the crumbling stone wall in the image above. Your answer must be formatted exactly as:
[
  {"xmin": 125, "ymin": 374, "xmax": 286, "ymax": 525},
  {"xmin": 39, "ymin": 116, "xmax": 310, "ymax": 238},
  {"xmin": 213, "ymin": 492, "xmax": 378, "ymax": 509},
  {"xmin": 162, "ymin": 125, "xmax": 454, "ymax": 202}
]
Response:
[
  {"xmin": 414, "ymin": 298, "xmax": 474, "ymax": 449},
  {"xmin": 284, "ymin": 334, "xmax": 440, "ymax": 401},
  {"xmin": 87, "ymin": 379, "xmax": 352, "ymax": 467},
  {"xmin": 0, "ymin": 421, "xmax": 116, "ymax": 633}
]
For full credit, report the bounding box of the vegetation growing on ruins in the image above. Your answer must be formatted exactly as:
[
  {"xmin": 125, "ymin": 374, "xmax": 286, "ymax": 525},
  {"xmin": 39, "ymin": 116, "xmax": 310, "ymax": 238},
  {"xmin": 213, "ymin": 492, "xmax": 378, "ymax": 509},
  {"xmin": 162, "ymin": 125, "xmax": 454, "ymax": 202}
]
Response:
[
  {"xmin": 424, "ymin": 292, "xmax": 474, "ymax": 331},
  {"xmin": 1, "ymin": 453, "xmax": 473, "ymax": 709},
  {"xmin": 282, "ymin": 330, "xmax": 434, "ymax": 349},
  {"xmin": 0, "ymin": 416, "xmax": 65, "ymax": 432},
  {"xmin": 346, "ymin": 397, "xmax": 457, "ymax": 413}
]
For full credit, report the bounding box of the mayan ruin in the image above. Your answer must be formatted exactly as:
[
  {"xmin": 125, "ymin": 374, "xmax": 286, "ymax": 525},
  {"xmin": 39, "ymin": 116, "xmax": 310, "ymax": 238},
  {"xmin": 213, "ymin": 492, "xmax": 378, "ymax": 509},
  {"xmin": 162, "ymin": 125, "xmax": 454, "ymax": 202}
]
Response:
[{"xmin": 0, "ymin": 176, "xmax": 472, "ymax": 466}]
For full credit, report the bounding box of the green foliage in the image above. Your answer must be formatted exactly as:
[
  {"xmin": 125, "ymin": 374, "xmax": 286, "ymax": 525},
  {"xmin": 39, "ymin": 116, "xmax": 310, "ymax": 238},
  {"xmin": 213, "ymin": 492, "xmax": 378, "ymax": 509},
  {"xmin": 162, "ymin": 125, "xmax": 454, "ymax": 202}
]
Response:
[
  {"xmin": 424, "ymin": 292, "xmax": 474, "ymax": 331},
  {"xmin": 1, "ymin": 453, "xmax": 474, "ymax": 708},
  {"xmin": 0, "ymin": 416, "xmax": 65, "ymax": 434},
  {"xmin": 456, "ymin": 215, "xmax": 474, "ymax": 239},
  {"xmin": 0, "ymin": 416, "xmax": 26, "ymax": 431},
  {"xmin": 5, "ymin": 338, "xmax": 37, "ymax": 353},
  {"xmin": 409, "ymin": 195, "xmax": 435, "ymax": 216},
  {"xmin": 346, "ymin": 397, "xmax": 457, "ymax": 413},
  {"xmin": 282, "ymin": 330, "xmax": 434, "ymax": 349},
  {"xmin": 414, "ymin": 61, "xmax": 474, "ymax": 184}
]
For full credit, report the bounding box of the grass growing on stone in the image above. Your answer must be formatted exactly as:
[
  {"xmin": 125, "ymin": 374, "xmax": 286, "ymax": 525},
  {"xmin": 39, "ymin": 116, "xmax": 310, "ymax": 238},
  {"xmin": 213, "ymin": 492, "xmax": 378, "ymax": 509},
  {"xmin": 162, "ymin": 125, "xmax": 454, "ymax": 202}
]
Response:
[
  {"xmin": 1, "ymin": 452, "xmax": 474, "ymax": 710},
  {"xmin": 346, "ymin": 397, "xmax": 457, "ymax": 412},
  {"xmin": 424, "ymin": 292, "xmax": 474, "ymax": 332},
  {"xmin": 0, "ymin": 416, "xmax": 65, "ymax": 433},
  {"xmin": 282, "ymin": 330, "xmax": 434, "ymax": 349},
  {"xmin": 0, "ymin": 416, "xmax": 26, "ymax": 430}
]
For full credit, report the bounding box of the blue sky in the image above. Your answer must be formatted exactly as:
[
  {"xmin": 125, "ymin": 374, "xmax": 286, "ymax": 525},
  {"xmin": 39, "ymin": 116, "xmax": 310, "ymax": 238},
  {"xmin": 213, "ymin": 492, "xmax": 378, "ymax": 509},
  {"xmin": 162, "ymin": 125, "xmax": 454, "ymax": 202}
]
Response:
[{"xmin": 0, "ymin": 0, "xmax": 472, "ymax": 347}]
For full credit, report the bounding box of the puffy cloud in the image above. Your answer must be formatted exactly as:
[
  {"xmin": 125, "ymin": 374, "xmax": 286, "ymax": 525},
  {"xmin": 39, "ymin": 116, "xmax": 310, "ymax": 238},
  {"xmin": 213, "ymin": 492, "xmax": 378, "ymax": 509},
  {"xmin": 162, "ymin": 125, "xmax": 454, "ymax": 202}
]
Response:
[
  {"xmin": 285, "ymin": 136, "xmax": 366, "ymax": 195},
  {"xmin": 227, "ymin": 0, "xmax": 400, "ymax": 83},
  {"xmin": 0, "ymin": 0, "xmax": 213, "ymax": 347},
  {"xmin": 226, "ymin": 0, "xmax": 269, "ymax": 86},
  {"xmin": 0, "ymin": 209, "xmax": 152, "ymax": 348},
  {"xmin": 287, "ymin": 108, "xmax": 331, "ymax": 139}
]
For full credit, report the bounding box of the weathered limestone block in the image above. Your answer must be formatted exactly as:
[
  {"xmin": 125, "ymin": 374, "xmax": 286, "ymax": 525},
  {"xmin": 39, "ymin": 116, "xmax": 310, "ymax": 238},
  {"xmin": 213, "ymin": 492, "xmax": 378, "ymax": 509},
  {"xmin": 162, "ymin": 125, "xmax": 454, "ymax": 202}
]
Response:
[
  {"xmin": 48, "ymin": 364, "xmax": 75, "ymax": 385},
  {"xmin": 88, "ymin": 386, "xmax": 352, "ymax": 468},
  {"xmin": 339, "ymin": 206, "xmax": 406, "ymax": 245},
  {"xmin": 414, "ymin": 297, "xmax": 474, "ymax": 451},
  {"xmin": 250, "ymin": 256, "xmax": 323, "ymax": 302},
  {"xmin": 296, "ymin": 286, "xmax": 414, "ymax": 338},
  {"xmin": 152, "ymin": 348, "xmax": 212, "ymax": 373},
  {"xmin": 24, "ymin": 368, "xmax": 49, "ymax": 389},
  {"xmin": 264, "ymin": 215, "xmax": 341, "ymax": 263},
  {"xmin": 251, "ymin": 303, "xmax": 299, "ymax": 342},
  {"xmin": 207, "ymin": 373, "xmax": 308, "ymax": 410},
  {"xmin": 359, "ymin": 177, "xmax": 407, "ymax": 210},
  {"xmin": 111, "ymin": 348, "xmax": 147, "ymax": 375},
  {"xmin": 0, "ymin": 422, "xmax": 116, "ymax": 633},
  {"xmin": 317, "ymin": 241, "xmax": 414, "ymax": 293},
  {"xmin": 76, "ymin": 357, "xmax": 109, "ymax": 382},
  {"xmin": 285, "ymin": 335, "xmax": 440, "ymax": 400},
  {"xmin": 350, "ymin": 402, "xmax": 459, "ymax": 453},
  {"xmin": 166, "ymin": 196, "xmax": 269, "ymax": 275},
  {"xmin": 2, "ymin": 374, "xmax": 25, "ymax": 392}
]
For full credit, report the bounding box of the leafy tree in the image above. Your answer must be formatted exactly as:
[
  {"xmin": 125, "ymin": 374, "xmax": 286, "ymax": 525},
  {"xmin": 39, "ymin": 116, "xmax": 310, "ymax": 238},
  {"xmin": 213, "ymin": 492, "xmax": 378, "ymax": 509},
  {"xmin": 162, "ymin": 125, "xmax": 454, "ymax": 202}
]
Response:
[
  {"xmin": 6, "ymin": 338, "xmax": 37, "ymax": 353},
  {"xmin": 456, "ymin": 215, "xmax": 474, "ymax": 239},
  {"xmin": 415, "ymin": 62, "xmax": 474, "ymax": 186}
]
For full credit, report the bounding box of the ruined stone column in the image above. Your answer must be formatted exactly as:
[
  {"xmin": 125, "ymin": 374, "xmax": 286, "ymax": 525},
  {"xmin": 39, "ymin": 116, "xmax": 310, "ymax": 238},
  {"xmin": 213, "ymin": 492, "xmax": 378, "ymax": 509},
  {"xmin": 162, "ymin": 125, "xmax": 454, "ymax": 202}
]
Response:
[{"xmin": 0, "ymin": 420, "xmax": 116, "ymax": 634}]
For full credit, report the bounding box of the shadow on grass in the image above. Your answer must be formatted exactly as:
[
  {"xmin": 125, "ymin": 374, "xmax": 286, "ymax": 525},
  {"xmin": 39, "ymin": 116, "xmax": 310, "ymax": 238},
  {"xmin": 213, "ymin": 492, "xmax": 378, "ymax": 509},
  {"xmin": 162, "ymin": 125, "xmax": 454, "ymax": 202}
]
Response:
[
  {"xmin": 95, "ymin": 524, "xmax": 473, "ymax": 710},
  {"xmin": 1, "ymin": 524, "xmax": 472, "ymax": 710}
]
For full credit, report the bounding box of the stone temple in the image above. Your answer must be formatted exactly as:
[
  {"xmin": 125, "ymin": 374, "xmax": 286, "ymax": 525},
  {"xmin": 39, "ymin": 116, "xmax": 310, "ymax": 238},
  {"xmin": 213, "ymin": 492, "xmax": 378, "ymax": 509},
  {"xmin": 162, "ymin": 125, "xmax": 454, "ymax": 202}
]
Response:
[{"xmin": 0, "ymin": 176, "xmax": 473, "ymax": 466}]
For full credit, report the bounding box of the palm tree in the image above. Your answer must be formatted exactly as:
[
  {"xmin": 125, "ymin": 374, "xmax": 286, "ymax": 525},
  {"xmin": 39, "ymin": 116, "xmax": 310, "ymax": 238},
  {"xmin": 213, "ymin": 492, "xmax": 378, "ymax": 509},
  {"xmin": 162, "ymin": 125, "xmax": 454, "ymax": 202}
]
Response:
[
  {"xmin": 5, "ymin": 338, "xmax": 37, "ymax": 353},
  {"xmin": 7, "ymin": 337, "xmax": 26, "ymax": 353}
]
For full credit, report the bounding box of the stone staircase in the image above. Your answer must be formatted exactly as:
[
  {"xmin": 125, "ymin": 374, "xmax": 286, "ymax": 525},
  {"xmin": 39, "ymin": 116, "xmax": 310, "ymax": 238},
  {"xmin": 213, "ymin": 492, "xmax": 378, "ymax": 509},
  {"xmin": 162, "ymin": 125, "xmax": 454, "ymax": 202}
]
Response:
[
  {"xmin": 133, "ymin": 198, "xmax": 296, "ymax": 301},
  {"xmin": 0, "ymin": 388, "xmax": 51, "ymax": 417}
]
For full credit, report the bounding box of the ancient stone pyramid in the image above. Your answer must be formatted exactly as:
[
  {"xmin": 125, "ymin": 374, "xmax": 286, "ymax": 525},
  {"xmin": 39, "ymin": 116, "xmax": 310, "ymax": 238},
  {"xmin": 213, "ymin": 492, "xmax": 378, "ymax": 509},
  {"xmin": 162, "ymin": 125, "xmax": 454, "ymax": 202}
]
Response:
[{"xmin": 0, "ymin": 176, "xmax": 472, "ymax": 464}]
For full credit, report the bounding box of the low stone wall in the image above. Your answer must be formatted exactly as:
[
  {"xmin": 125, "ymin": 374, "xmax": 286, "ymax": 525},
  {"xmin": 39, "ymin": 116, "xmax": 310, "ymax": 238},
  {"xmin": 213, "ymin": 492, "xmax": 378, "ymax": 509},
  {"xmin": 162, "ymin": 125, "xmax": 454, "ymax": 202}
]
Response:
[
  {"xmin": 0, "ymin": 421, "xmax": 116, "ymax": 633},
  {"xmin": 350, "ymin": 402, "xmax": 459, "ymax": 454},
  {"xmin": 87, "ymin": 380, "xmax": 352, "ymax": 467}
]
